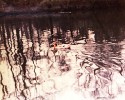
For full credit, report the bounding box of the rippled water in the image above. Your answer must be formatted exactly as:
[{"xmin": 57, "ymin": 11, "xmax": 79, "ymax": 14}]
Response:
[{"xmin": 0, "ymin": 10, "xmax": 125, "ymax": 100}]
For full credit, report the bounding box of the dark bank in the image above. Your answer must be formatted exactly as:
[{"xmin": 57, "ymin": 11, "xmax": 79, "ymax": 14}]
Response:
[{"xmin": 0, "ymin": 0, "xmax": 125, "ymax": 13}]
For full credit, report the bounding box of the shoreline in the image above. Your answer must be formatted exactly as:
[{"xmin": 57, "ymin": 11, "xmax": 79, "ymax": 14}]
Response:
[
  {"xmin": 0, "ymin": 0, "xmax": 125, "ymax": 16},
  {"xmin": 0, "ymin": 7, "xmax": 124, "ymax": 17}
]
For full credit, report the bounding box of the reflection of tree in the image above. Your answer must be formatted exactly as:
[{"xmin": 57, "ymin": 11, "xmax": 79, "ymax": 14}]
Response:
[
  {"xmin": 79, "ymin": 25, "xmax": 88, "ymax": 39},
  {"xmin": 1, "ymin": 22, "xmax": 17, "ymax": 98},
  {"xmin": 16, "ymin": 25, "xmax": 27, "ymax": 89},
  {"xmin": 49, "ymin": 15, "xmax": 54, "ymax": 42}
]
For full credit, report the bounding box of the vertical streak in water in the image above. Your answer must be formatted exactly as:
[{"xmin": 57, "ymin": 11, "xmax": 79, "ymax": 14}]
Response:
[
  {"xmin": 57, "ymin": 26, "xmax": 61, "ymax": 39},
  {"xmin": 92, "ymin": 11, "xmax": 110, "ymax": 42},
  {"xmin": 0, "ymin": 72, "xmax": 6, "ymax": 99},
  {"xmin": 28, "ymin": 20, "xmax": 36, "ymax": 61},
  {"xmin": 37, "ymin": 29, "xmax": 41, "ymax": 49},
  {"xmin": 69, "ymin": 14, "xmax": 74, "ymax": 43},
  {"xmin": 28, "ymin": 20, "xmax": 38, "ymax": 96},
  {"xmin": 11, "ymin": 25, "xmax": 17, "ymax": 64},
  {"xmin": 0, "ymin": 26, "xmax": 1, "ymax": 44},
  {"xmin": 25, "ymin": 24, "xmax": 31, "ymax": 59},
  {"xmin": 83, "ymin": 20, "xmax": 88, "ymax": 39},
  {"xmin": 36, "ymin": 29, "xmax": 42, "ymax": 64},
  {"xmin": 0, "ymin": 26, "xmax": 2, "ymax": 61},
  {"xmin": 15, "ymin": 25, "xmax": 27, "ymax": 100},
  {"xmin": 5, "ymin": 23, "xmax": 15, "ymax": 63},
  {"xmin": 1, "ymin": 22, "xmax": 17, "ymax": 97},
  {"xmin": 15, "ymin": 26, "xmax": 27, "ymax": 87},
  {"xmin": 49, "ymin": 15, "xmax": 54, "ymax": 42},
  {"xmin": 5, "ymin": 23, "xmax": 10, "ymax": 40}
]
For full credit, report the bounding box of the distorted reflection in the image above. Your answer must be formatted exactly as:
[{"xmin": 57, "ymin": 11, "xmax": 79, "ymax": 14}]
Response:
[{"xmin": 0, "ymin": 10, "xmax": 125, "ymax": 100}]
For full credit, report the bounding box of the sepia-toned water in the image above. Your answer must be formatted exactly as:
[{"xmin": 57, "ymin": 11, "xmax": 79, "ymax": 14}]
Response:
[{"xmin": 0, "ymin": 10, "xmax": 125, "ymax": 100}]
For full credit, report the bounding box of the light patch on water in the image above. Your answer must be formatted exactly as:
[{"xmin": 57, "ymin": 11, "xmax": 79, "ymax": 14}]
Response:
[{"xmin": 55, "ymin": 88, "xmax": 94, "ymax": 100}]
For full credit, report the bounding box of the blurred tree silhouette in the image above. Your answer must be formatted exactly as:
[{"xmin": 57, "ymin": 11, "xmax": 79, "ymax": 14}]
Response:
[{"xmin": 0, "ymin": 0, "xmax": 124, "ymax": 11}]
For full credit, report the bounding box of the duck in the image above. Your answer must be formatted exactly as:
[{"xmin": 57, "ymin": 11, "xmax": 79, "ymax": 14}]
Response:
[
  {"xmin": 51, "ymin": 41, "xmax": 71, "ymax": 53},
  {"xmin": 51, "ymin": 41, "xmax": 58, "ymax": 54}
]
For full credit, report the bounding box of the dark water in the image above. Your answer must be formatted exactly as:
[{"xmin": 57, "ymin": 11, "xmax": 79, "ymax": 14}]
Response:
[{"xmin": 0, "ymin": 10, "xmax": 125, "ymax": 100}]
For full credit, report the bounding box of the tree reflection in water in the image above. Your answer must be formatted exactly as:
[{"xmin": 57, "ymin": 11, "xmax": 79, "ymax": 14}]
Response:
[{"xmin": 0, "ymin": 10, "xmax": 125, "ymax": 100}]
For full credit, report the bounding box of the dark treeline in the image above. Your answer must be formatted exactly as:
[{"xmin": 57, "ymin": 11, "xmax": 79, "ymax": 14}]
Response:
[{"xmin": 0, "ymin": 0, "xmax": 125, "ymax": 12}]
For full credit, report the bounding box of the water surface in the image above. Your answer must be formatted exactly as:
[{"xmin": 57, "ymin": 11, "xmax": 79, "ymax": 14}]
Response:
[{"xmin": 0, "ymin": 10, "xmax": 125, "ymax": 100}]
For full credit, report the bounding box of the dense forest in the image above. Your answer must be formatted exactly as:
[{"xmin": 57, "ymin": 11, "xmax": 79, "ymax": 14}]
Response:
[{"xmin": 0, "ymin": 0, "xmax": 125, "ymax": 12}]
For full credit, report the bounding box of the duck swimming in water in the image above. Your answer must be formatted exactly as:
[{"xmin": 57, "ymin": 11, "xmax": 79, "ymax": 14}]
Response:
[{"xmin": 51, "ymin": 41, "xmax": 71, "ymax": 52}]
